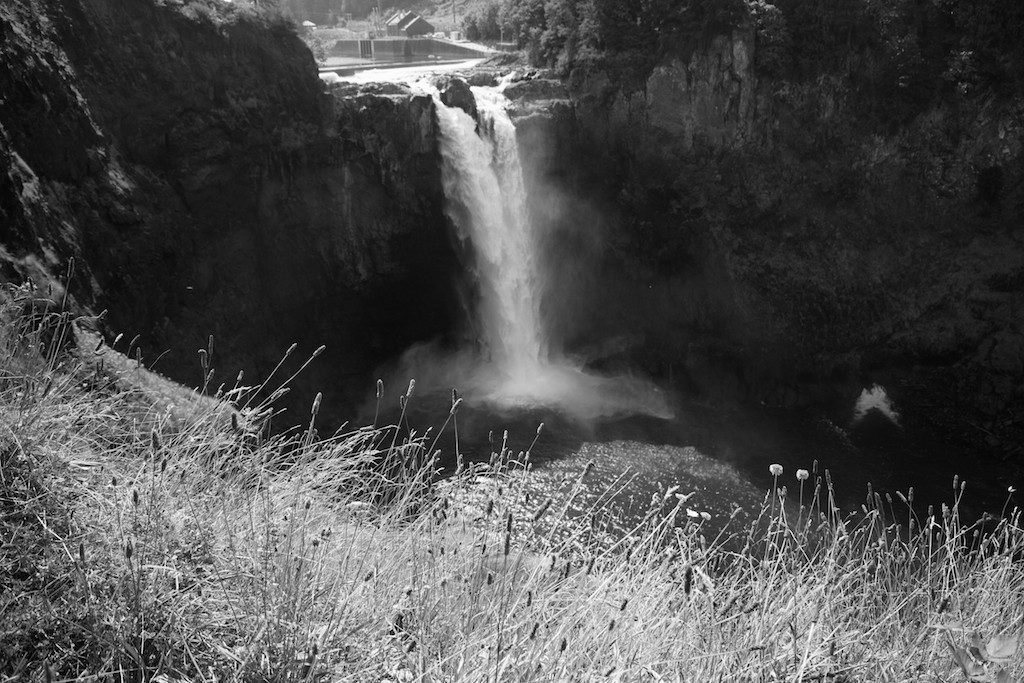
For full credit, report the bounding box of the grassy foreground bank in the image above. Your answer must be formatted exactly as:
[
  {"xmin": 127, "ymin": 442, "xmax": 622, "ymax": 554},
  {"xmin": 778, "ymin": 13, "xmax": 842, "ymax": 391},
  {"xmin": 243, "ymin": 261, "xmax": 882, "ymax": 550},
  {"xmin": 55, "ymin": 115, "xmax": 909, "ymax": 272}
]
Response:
[{"xmin": 1, "ymin": 283, "xmax": 1022, "ymax": 683}]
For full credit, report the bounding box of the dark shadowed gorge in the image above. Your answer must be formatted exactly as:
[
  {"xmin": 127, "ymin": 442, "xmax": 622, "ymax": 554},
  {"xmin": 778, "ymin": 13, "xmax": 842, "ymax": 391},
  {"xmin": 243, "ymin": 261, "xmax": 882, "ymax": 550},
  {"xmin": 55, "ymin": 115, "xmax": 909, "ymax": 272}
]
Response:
[
  {"xmin": 498, "ymin": 33, "xmax": 1023, "ymax": 468},
  {"xmin": 2, "ymin": 0, "xmax": 1022, "ymax": 460}
]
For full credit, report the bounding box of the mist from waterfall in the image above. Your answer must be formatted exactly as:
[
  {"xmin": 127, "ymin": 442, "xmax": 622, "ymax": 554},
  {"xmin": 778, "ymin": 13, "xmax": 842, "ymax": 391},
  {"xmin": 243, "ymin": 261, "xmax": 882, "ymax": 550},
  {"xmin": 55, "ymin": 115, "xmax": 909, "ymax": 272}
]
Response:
[{"xmin": 392, "ymin": 80, "xmax": 669, "ymax": 421}]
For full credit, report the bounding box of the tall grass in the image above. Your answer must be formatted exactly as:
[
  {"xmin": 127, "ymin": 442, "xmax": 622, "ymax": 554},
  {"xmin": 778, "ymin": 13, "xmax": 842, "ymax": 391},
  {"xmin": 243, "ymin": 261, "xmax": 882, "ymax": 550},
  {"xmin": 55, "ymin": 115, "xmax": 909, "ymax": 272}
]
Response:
[{"xmin": 1, "ymin": 281, "xmax": 1022, "ymax": 683}]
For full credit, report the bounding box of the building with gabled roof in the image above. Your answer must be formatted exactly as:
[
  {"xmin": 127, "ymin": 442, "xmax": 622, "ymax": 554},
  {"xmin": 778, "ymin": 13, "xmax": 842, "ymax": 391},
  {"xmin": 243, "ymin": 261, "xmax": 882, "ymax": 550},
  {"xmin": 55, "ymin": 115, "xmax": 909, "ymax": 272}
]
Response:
[{"xmin": 385, "ymin": 11, "xmax": 434, "ymax": 38}]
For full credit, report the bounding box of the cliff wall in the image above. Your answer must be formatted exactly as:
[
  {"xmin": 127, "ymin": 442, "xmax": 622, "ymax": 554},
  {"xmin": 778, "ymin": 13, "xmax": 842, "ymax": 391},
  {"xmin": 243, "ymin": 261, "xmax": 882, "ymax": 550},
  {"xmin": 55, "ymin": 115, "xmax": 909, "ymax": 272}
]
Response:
[
  {"xmin": 501, "ymin": 31, "xmax": 1023, "ymax": 457},
  {"xmin": 0, "ymin": 0, "xmax": 461, "ymax": 422}
]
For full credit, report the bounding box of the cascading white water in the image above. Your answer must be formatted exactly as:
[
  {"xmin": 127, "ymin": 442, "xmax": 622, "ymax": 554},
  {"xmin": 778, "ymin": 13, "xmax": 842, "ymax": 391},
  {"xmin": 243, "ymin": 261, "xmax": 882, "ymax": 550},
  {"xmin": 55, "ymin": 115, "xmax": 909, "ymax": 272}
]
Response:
[
  {"xmin": 433, "ymin": 86, "xmax": 550, "ymax": 394},
  {"xmin": 397, "ymin": 78, "xmax": 670, "ymax": 419}
]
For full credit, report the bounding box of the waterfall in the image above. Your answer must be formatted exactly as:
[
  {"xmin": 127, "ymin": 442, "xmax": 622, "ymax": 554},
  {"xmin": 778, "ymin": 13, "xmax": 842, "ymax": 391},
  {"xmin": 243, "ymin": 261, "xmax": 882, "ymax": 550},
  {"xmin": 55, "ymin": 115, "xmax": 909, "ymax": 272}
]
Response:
[
  {"xmin": 397, "ymin": 79, "xmax": 670, "ymax": 419},
  {"xmin": 433, "ymin": 86, "xmax": 550, "ymax": 396}
]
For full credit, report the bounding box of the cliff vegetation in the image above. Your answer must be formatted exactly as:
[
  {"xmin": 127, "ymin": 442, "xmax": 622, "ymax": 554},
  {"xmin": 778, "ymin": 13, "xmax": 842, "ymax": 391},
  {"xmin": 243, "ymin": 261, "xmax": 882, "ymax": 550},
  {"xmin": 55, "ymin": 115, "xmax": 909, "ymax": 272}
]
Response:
[
  {"xmin": 4, "ymin": 283, "xmax": 1024, "ymax": 683},
  {"xmin": 472, "ymin": 0, "xmax": 1024, "ymax": 100}
]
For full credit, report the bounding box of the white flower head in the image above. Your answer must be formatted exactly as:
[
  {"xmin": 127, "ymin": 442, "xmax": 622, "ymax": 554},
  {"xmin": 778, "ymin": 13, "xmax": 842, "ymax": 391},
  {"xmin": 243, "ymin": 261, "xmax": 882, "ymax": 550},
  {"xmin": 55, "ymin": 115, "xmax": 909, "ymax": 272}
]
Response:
[{"xmin": 769, "ymin": 463, "xmax": 783, "ymax": 477}]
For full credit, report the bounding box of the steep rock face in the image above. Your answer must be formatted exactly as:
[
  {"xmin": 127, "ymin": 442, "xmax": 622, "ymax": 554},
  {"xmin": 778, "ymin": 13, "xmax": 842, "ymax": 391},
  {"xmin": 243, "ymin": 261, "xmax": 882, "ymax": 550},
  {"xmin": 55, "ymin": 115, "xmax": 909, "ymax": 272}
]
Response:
[
  {"xmin": 0, "ymin": 0, "xmax": 460, "ymax": 423},
  {"xmin": 505, "ymin": 35, "xmax": 1023, "ymax": 457},
  {"xmin": 572, "ymin": 29, "xmax": 757, "ymax": 153}
]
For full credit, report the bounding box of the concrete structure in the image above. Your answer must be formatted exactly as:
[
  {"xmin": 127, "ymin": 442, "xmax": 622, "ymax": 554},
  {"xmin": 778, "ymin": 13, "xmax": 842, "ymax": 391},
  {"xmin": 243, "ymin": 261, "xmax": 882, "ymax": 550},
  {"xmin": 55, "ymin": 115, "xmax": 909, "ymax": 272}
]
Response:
[
  {"xmin": 329, "ymin": 37, "xmax": 489, "ymax": 63},
  {"xmin": 385, "ymin": 11, "xmax": 434, "ymax": 38}
]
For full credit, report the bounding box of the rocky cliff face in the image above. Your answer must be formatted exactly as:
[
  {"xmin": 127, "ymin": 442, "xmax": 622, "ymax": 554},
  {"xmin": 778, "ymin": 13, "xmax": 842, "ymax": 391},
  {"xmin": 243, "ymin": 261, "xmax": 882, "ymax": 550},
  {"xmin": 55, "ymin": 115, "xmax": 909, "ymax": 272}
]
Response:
[
  {"xmin": 573, "ymin": 28, "xmax": 758, "ymax": 153},
  {"xmin": 500, "ymin": 34, "xmax": 1023, "ymax": 458},
  {"xmin": 3, "ymin": 0, "xmax": 1020, "ymax": 454},
  {"xmin": 0, "ymin": 0, "xmax": 461, "ymax": 423}
]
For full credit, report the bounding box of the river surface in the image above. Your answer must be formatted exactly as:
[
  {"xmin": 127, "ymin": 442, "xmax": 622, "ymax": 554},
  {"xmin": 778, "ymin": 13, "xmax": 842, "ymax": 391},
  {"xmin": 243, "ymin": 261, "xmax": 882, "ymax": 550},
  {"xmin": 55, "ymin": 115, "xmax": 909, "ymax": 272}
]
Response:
[{"xmin": 377, "ymin": 385, "xmax": 1009, "ymax": 537}]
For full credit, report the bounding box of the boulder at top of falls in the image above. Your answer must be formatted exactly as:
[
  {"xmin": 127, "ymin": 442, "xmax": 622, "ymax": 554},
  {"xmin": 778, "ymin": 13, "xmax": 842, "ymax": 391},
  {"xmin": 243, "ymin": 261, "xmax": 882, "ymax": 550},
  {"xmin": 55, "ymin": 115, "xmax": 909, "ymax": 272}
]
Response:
[
  {"xmin": 502, "ymin": 78, "xmax": 568, "ymax": 103},
  {"xmin": 466, "ymin": 71, "xmax": 500, "ymax": 87},
  {"xmin": 439, "ymin": 78, "xmax": 478, "ymax": 120}
]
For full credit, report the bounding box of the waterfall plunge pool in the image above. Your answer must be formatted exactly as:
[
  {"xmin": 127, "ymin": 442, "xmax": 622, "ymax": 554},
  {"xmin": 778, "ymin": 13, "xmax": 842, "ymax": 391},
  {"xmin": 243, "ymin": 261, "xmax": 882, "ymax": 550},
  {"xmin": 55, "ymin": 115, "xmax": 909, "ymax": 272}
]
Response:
[
  {"xmin": 342, "ymin": 69, "xmax": 1016, "ymax": 536},
  {"xmin": 365, "ymin": 379, "xmax": 1011, "ymax": 539}
]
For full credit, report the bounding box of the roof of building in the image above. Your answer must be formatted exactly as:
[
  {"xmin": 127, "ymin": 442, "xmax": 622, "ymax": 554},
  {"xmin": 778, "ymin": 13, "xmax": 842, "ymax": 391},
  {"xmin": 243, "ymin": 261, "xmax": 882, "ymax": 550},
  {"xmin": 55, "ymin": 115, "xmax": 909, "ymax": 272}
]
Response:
[
  {"xmin": 386, "ymin": 10, "xmax": 434, "ymax": 32},
  {"xmin": 385, "ymin": 10, "xmax": 412, "ymax": 26}
]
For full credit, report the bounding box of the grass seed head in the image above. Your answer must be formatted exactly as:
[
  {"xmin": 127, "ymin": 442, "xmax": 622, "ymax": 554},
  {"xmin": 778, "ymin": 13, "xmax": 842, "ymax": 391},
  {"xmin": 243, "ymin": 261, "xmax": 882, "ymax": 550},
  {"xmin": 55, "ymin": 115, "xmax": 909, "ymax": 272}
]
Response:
[{"xmin": 532, "ymin": 498, "xmax": 552, "ymax": 522}]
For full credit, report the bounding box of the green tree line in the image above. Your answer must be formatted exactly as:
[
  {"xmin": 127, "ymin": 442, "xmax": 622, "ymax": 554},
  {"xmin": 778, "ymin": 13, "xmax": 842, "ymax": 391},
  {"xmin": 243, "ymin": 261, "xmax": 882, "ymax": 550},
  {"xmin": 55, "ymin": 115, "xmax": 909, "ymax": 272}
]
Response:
[{"xmin": 463, "ymin": 0, "xmax": 1024, "ymax": 100}]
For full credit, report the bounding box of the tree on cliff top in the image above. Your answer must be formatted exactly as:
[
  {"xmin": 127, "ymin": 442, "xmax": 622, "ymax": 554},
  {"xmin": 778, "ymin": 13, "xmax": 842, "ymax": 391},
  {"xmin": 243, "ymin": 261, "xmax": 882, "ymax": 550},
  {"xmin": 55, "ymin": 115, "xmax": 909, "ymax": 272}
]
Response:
[
  {"xmin": 498, "ymin": 0, "xmax": 1024, "ymax": 105},
  {"xmin": 496, "ymin": 0, "xmax": 748, "ymax": 79}
]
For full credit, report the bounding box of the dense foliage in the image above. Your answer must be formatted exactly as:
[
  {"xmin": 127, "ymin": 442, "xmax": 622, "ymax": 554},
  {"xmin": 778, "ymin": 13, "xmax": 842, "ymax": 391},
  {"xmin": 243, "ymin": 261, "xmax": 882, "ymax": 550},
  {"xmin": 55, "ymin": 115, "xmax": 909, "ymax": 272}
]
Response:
[
  {"xmin": 460, "ymin": 0, "xmax": 745, "ymax": 78},
  {"xmin": 461, "ymin": 0, "xmax": 1024, "ymax": 102}
]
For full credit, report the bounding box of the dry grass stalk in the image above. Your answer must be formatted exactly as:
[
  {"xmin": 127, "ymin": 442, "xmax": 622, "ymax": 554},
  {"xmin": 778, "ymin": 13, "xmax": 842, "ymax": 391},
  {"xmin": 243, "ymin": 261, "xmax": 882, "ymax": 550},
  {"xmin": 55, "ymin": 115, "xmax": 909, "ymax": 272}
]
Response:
[{"xmin": 0, "ymin": 282, "xmax": 1021, "ymax": 683}]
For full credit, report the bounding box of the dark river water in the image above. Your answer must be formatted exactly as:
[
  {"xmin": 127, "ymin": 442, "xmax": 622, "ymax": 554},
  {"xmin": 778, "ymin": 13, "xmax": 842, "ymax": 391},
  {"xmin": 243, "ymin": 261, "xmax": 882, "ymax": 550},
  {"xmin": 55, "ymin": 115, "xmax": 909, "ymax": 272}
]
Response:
[{"xmin": 376, "ymin": 384, "xmax": 1014, "ymax": 536}]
